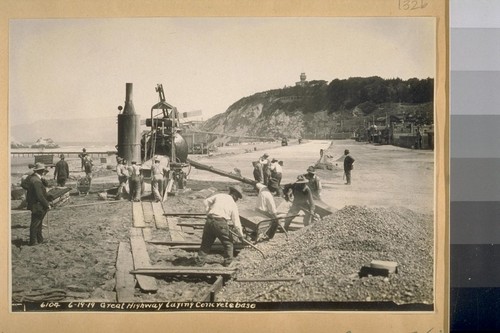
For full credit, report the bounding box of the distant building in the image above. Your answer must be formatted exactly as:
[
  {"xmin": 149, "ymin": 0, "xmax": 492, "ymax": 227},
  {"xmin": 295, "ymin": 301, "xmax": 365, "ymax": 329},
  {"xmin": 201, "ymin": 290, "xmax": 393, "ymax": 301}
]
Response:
[{"xmin": 295, "ymin": 72, "xmax": 307, "ymax": 86}]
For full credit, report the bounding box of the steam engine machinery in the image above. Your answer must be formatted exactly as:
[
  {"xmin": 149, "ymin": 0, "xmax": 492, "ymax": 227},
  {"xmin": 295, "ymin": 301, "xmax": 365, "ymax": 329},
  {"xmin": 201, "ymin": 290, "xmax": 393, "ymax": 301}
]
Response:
[{"xmin": 116, "ymin": 83, "xmax": 189, "ymax": 193}]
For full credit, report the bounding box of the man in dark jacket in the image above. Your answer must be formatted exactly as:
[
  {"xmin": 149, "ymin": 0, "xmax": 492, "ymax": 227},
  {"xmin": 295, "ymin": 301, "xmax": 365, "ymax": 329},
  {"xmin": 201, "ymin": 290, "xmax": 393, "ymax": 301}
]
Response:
[
  {"xmin": 283, "ymin": 175, "xmax": 315, "ymax": 230},
  {"xmin": 54, "ymin": 154, "xmax": 70, "ymax": 186},
  {"xmin": 343, "ymin": 149, "xmax": 355, "ymax": 185},
  {"xmin": 304, "ymin": 166, "xmax": 322, "ymax": 199},
  {"xmin": 27, "ymin": 163, "xmax": 51, "ymax": 246}
]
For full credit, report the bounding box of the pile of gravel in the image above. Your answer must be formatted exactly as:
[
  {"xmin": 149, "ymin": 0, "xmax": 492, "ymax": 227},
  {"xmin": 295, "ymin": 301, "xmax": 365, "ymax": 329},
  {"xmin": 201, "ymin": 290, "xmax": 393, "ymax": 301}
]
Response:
[{"xmin": 218, "ymin": 205, "xmax": 434, "ymax": 304}]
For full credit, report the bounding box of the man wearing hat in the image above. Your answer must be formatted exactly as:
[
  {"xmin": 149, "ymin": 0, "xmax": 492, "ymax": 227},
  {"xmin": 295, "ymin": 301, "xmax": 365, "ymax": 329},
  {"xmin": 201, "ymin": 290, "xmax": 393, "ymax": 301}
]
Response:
[
  {"xmin": 252, "ymin": 161, "xmax": 264, "ymax": 184},
  {"xmin": 304, "ymin": 166, "xmax": 322, "ymax": 199},
  {"xmin": 128, "ymin": 161, "xmax": 142, "ymax": 202},
  {"xmin": 283, "ymin": 175, "xmax": 315, "ymax": 231},
  {"xmin": 343, "ymin": 149, "xmax": 355, "ymax": 185},
  {"xmin": 26, "ymin": 163, "xmax": 51, "ymax": 246},
  {"xmin": 268, "ymin": 158, "xmax": 283, "ymax": 196},
  {"xmin": 115, "ymin": 157, "xmax": 129, "ymax": 200},
  {"xmin": 54, "ymin": 154, "xmax": 70, "ymax": 187},
  {"xmin": 78, "ymin": 148, "xmax": 88, "ymax": 171},
  {"xmin": 259, "ymin": 153, "xmax": 271, "ymax": 185},
  {"xmin": 151, "ymin": 157, "xmax": 170, "ymax": 202},
  {"xmin": 196, "ymin": 185, "xmax": 245, "ymax": 267}
]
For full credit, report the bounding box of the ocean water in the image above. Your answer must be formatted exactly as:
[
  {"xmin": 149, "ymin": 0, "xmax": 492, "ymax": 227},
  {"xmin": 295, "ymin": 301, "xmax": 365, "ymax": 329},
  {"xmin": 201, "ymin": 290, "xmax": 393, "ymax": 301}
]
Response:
[{"xmin": 13, "ymin": 141, "xmax": 117, "ymax": 153}]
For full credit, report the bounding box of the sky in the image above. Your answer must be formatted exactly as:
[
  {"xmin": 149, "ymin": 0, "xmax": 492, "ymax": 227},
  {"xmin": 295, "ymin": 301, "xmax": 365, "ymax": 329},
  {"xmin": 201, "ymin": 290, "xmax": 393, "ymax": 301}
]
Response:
[{"xmin": 9, "ymin": 17, "xmax": 435, "ymax": 127}]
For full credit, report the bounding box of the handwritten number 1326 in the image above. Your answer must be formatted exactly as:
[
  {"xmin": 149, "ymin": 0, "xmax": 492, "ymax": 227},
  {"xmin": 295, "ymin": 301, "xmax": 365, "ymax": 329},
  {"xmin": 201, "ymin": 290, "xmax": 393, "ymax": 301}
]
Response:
[{"xmin": 399, "ymin": 0, "xmax": 428, "ymax": 10}]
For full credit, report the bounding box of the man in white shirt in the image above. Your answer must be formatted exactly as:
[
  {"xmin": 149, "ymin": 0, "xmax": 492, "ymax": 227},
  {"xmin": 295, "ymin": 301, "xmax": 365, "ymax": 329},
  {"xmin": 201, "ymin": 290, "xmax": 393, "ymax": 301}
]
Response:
[
  {"xmin": 255, "ymin": 183, "xmax": 283, "ymax": 240},
  {"xmin": 197, "ymin": 185, "xmax": 245, "ymax": 267},
  {"xmin": 151, "ymin": 157, "xmax": 170, "ymax": 202}
]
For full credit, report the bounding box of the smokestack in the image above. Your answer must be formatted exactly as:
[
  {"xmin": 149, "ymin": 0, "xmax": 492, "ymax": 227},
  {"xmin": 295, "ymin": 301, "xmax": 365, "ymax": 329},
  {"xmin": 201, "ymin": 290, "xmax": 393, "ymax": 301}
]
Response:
[
  {"xmin": 117, "ymin": 83, "xmax": 141, "ymax": 163},
  {"xmin": 123, "ymin": 83, "xmax": 136, "ymax": 115}
]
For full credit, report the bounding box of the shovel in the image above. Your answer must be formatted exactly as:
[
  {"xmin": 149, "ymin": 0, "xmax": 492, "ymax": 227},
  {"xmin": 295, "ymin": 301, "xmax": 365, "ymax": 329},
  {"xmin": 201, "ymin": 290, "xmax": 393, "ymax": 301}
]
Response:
[{"xmin": 229, "ymin": 229, "xmax": 266, "ymax": 259}]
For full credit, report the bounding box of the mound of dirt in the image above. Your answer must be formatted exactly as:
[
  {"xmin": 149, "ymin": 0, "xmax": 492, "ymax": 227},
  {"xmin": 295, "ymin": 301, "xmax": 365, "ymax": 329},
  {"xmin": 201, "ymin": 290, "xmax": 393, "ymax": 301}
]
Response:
[{"xmin": 218, "ymin": 205, "xmax": 434, "ymax": 304}]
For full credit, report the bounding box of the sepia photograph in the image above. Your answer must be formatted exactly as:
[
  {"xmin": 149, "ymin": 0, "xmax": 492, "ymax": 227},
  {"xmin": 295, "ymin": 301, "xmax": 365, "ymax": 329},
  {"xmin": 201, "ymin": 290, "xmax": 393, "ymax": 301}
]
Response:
[
  {"xmin": 8, "ymin": 16, "xmax": 437, "ymax": 311},
  {"xmin": 2, "ymin": 1, "xmax": 448, "ymax": 331}
]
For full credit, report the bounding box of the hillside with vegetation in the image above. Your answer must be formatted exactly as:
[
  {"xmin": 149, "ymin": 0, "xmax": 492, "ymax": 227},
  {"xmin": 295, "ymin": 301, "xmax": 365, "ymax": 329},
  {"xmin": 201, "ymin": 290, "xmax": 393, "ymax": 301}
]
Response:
[{"xmin": 201, "ymin": 76, "xmax": 434, "ymax": 140}]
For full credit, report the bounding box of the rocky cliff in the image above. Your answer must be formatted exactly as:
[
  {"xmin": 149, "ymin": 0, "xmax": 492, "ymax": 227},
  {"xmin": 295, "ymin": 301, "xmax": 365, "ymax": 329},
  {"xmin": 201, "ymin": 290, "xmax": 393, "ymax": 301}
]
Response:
[{"xmin": 200, "ymin": 77, "xmax": 434, "ymax": 141}]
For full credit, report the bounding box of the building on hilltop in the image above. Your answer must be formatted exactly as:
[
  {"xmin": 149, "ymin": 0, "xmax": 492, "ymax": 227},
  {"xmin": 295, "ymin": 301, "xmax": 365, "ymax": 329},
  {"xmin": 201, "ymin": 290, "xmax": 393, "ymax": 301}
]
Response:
[{"xmin": 295, "ymin": 72, "xmax": 307, "ymax": 86}]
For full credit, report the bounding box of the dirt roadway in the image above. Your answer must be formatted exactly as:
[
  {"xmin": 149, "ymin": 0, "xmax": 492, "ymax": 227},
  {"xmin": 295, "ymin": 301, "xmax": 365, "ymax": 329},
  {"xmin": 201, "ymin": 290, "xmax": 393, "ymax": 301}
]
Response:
[{"xmin": 191, "ymin": 139, "xmax": 434, "ymax": 214}]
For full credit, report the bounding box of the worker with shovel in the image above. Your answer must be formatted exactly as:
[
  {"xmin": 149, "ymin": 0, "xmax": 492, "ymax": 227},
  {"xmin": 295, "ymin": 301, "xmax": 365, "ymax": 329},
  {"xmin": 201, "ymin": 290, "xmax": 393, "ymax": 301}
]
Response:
[
  {"xmin": 283, "ymin": 175, "xmax": 316, "ymax": 231},
  {"xmin": 26, "ymin": 163, "xmax": 51, "ymax": 246},
  {"xmin": 196, "ymin": 185, "xmax": 245, "ymax": 267}
]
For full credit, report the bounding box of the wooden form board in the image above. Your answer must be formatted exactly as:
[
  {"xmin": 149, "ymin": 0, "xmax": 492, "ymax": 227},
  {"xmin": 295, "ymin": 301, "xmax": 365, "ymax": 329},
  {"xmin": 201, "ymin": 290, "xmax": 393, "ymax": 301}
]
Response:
[
  {"xmin": 131, "ymin": 267, "xmax": 235, "ymax": 277},
  {"xmin": 130, "ymin": 235, "xmax": 158, "ymax": 292},
  {"xmin": 167, "ymin": 216, "xmax": 186, "ymax": 242},
  {"xmin": 152, "ymin": 202, "xmax": 169, "ymax": 229},
  {"xmin": 202, "ymin": 276, "xmax": 225, "ymax": 302},
  {"xmin": 132, "ymin": 201, "xmax": 146, "ymax": 228},
  {"xmin": 115, "ymin": 242, "xmax": 136, "ymax": 302},
  {"xmin": 141, "ymin": 201, "xmax": 155, "ymax": 225}
]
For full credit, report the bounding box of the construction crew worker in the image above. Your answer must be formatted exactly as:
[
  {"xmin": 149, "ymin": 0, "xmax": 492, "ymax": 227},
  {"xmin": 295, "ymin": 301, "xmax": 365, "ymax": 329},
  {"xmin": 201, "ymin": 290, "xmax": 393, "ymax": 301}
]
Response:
[
  {"xmin": 196, "ymin": 185, "xmax": 245, "ymax": 267},
  {"xmin": 255, "ymin": 183, "xmax": 283, "ymax": 240},
  {"xmin": 78, "ymin": 148, "xmax": 88, "ymax": 170},
  {"xmin": 151, "ymin": 157, "xmax": 170, "ymax": 202},
  {"xmin": 268, "ymin": 158, "xmax": 283, "ymax": 196},
  {"xmin": 304, "ymin": 166, "xmax": 322, "ymax": 199},
  {"xmin": 26, "ymin": 163, "xmax": 51, "ymax": 246},
  {"xmin": 83, "ymin": 154, "xmax": 93, "ymax": 185},
  {"xmin": 259, "ymin": 153, "xmax": 271, "ymax": 185},
  {"xmin": 252, "ymin": 160, "xmax": 264, "ymax": 184},
  {"xmin": 128, "ymin": 161, "xmax": 142, "ymax": 202},
  {"xmin": 115, "ymin": 157, "xmax": 129, "ymax": 200},
  {"xmin": 283, "ymin": 175, "xmax": 315, "ymax": 231},
  {"xmin": 53, "ymin": 154, "xmax": 70, "ymax": 187},
  {"xmin": 17, "ymin": 163, "xmax": 36, "ymax": 209},
  {"xmin": 343, "ymin": 149, "xmax": 355, "ymax": 185}
]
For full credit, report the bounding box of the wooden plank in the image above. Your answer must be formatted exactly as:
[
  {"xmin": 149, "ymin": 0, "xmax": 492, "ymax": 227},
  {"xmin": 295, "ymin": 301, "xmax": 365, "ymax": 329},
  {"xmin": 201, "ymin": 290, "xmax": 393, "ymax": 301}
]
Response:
[
  {"xmin": 234, "ymin": 277, "xmax": 299, "ymax": 282},
  {"xmin": 130, "ymin": 236, "xmax": 158, "ymax": 292},
  {"xmin": 115, "ymin": 242, "xmax": 136, "ymax": 302},
  {"xmin": 130, "ymin": 227, "xmax": 143, "ymax": 237},
  {"xmin": 142, "ymin": 228, "xmax": 153, "ymax": 241},
  {"xmin": 202, "ymin": 276, "xmax": 225, "ymax": 302},
  {"xmin": 141, "ymin": 201, "xmax": 155, "ymax": 225},
  {"xmin": 132, "ymin": 201, "xmax": 146, "ymax": 228},
  {"xmin": 181, "ymin": 226, "xmax": 195, "ymax": 234},
  {"xmin": 131, "ymin": 268, "xmax": 235, "ymax": 277},
  {"xmin": 158, "ymin": 244, "xmax": 246, "ymax": 251},
  {"xmin": 152, "ymin": 202, "xmax": 169, "ymax": 229},
  {"xmin": 167, "ymin": 216, "xmax": 186, "ymax": 242}
]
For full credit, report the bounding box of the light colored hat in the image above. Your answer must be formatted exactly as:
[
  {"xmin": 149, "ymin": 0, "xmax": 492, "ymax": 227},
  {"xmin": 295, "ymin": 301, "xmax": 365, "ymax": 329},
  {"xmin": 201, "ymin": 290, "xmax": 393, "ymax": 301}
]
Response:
[
  {"xmin": 296, "ymin": 175, "xmax": 308, "ymax": 184},
  {"xmin": 33, "ymin": 162, "xmax": 49, "ymax": 173},
  {"xmin": 229, "ymin": 185, "xmax": 244, "ymax": 199}
]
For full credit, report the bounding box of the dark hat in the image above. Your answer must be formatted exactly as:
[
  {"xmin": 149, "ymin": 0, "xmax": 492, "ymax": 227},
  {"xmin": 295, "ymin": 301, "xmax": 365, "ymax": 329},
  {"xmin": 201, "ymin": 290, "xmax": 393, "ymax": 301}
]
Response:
[
  {"xmin": 262, "ymin": 153, "xmax": 269, "ymax": 158},
  {"xmin": 28, "ymin": 163, "xmax": 35, "ymax": 169},
  {"xmin": 33, "ymin": 162, "xmax": 48, "ymax": 172},
  {"xmin": 82, "ymin": 148, "xmax": 86, "ymax": 152},
  {"xmin": 344, "ymin": 149, "xmax": 350, "ymax": 154},
  {"xmin": 271, "ymin": 158, "xmax": 278, "ymax": 163},
  {"xmin": 229, "ymin": 185, "xmax": 244, "ymax": 199},
  {"xmin": 131, "ymin": 161, "xmax": 137, "ymax": 164},
  {"xmin": 296, "ymin": 175, "xmax": 308, "ymax": 184},
  {"xmin": 60, "ymin": 154, "xmax": 65, "ymax": 159},
  {"xmin": 307, "ymin": 166, "xmax": 315, "ymax": 173}
]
